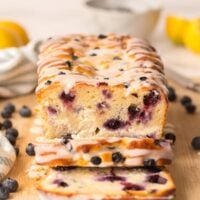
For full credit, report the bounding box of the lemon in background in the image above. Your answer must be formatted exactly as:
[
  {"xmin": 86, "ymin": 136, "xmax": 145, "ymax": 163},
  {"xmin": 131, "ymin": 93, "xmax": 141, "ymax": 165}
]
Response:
[
  {"xmin": 166, "ymin": 15, "xmax": 190, "ymax": 45},
  {"xmin": 0, "ymin": 27, "xmax": 21, "ymax": 49},
  {"xmin": 0, "ymin": 20, "xmax": 29, "ymax": 49},
  {"xmin": 184, "ymin": 19, "xmax": 200, "ymax": 54}
]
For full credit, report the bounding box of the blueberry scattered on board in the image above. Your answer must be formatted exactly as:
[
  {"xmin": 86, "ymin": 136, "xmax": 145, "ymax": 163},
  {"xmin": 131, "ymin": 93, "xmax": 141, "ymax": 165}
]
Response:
[
  {"xmin": 19, "ymin": 105, "xmax": 32, "ymax": 117},
  {"xmin": 0, "ymin": 186, "xmax": 9, "ymax": 200},
  {"xmin": 185, "ymin": 104, "xmax": 196, "ymax": 114},
  {"xmin": 2, "ymin": 178, "xmax": 18, "ymax": 193},
  {"xmin": 191, "ymin": 136, "xmax": 200, "ymax": 150},
  {"xmin": 2, "ymin": 120, "xmax": 12, "ymax": 129},
  {"xmin": 6, "ymin": 128, "xmax": 19, "ymax": 138},
  {"xmin": 1, "ymin": 103, "xmax": 16, "ymax": 119},
  {"xmin": 180, "ymin": 96, "xmax": 192, "ymax": 106},
  {"xmin": 25, "ymin": 143, "xmax": 35, "ymax": 156},
  {"xmin": 167, "ymin": 86, "xmax": 177, "ymax": 102},
  {"xmin": 0, "ymin": 178, "xmax": 18, "ymax": 200},
  {"xmin": 168, "ymin": 85, "xmax": 197, "ymax": 114}
]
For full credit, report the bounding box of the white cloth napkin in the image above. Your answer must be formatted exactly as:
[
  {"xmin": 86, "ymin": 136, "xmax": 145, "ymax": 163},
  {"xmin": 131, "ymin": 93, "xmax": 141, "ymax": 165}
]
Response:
[
  {"xmin": 0, "ymin": 41, "xmax": 41, "ymax": 98},
  {"xmin": 0, "ymin": 132, "xmax": 16, "ymax": 180}
]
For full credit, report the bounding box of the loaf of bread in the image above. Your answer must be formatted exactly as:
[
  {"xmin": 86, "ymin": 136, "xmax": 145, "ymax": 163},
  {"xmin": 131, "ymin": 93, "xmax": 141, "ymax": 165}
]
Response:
[
  {"xmin": 31, "ymin": 166, "xmax": 175, "ymax": 200},
  {"xmin": 36, "ymin": 34, "xmax": 168, "ymax": 139},
  {"xmin": 34, "ymin": 137, "xmax": 172, "ymax": 167}
]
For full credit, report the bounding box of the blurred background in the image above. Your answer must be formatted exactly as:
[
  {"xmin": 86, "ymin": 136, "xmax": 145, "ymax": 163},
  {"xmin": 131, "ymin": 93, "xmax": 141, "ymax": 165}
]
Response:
[
  {"xmin": 1, "ymin": 0, "xmax": 200, "ymax": 98},
  {"xmin": 0, "ymin": 0, "xmax": 199, "ymax": 38}
]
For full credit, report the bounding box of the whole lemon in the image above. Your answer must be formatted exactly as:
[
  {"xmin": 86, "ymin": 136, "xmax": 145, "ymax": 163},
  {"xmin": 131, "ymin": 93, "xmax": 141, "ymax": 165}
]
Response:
[
  {"xmin": 184, "ymin": 19, "xmax": 200, "ymax": 54},
  {"xmin": 166, "ymin": 15, "xmax": 190, "ymax": 45},
  {"xmin": 0, "ymin": 20, "xmax": 29, "ymax": 46},
  {"xmin": 0, "ymin": 27, "xmax": 21, "ymax": 49}
]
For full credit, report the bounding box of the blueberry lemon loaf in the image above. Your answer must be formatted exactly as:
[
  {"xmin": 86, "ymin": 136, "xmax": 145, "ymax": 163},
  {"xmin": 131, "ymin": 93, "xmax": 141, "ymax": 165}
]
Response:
[
  {"xmin": 34, "ymin": 137, "xmax": 172, "ymax": 167},
  {"xmin": 30, "ymin": 166, "xmax": 175, "ymax": 200},
  {"xmin": 36, "ymin": 34, "xmax": 168, "ymax": 139}
]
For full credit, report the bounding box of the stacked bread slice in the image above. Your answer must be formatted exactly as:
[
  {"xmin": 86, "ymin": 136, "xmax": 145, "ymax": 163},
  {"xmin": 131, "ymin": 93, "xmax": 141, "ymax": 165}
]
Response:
[{"xmin": 30, "ymin": 34, "xmax": 175, "ymax": 199}]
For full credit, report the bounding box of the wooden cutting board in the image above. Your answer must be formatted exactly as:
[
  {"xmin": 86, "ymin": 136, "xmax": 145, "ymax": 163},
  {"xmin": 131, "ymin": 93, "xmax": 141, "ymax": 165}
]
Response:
[{"xmin": 1, "ymin": 81, "xmax": 200, "ymax": 200}]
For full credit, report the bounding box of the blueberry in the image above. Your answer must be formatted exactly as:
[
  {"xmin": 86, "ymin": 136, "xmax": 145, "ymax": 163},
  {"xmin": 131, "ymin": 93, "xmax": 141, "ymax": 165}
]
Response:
[
  {"xmin": 95, "ymin": 127, "xmax": 100, "ymax": 134},
  {"xmin": 0, "ymin": 186, "xmax": 9, "ymax": 200},
  {"xmin": 4, "ymin": 103, "xmax": 15, "ymax": 113},
  {"xmin": 45, "ymin": 80, "xmax": 52, "ymax": 85},
  {"xmin": 90, "ymin": 156, "xmax": 102, "ymax": 165},
  {"xmin": 53, "ymin": 179, "xmax": 68, "ymax": 187},
  {"xmin": 139, "ymin": 76, "xmax": 147, "ymax": 81},
  {"xmin": 1, "ymin": 110, "xmax": 12, "ymax": 119},
  {"xmin": 90, "ymin": 53, "xmax": 97, "ymax": 56},
  {"xmin": 5, "ymin": 133, "xmax": 16, "ymax": 146},
  {"xmin": 61, "ymin": 134, "xmax": 72, "ymax": 145},
  {"xmin": 113, "ymin": 56, "xmax": 121, "ymax": 60},
  {"xmin": 66, "ymin": 61, "xmax": 72, "ymax": 68},
  {"xmin": 59, "ymin": 71, "xmax": 66, "ymax": 75},
  {"xmin": 52, "ymin": 166, "xmax": 77, "ymax": 171},
  {"xmin": 191, "ymin": 136, "xmax": 200, "ymax": 150},
  {"xmin": 143, "ymin": 90, "xmax": 160, "ymax": 106},
  {"xmin": 165, "ymin": 132, "xmax": 176, "ymax": 144},
  {"xmin": 14, "ymin": 147, "xmax": 19, "ymax": 156},
  {"xmin": 59, "ymin": 181, "xmax": 68, "ymax": 187},
  {"xmin": 122, "ymin": 182, "xmax": 144, "ymax": 191},
  {"xmin": 2, "ymin": 120, "xmax": 12, "ymax": 129},
  {"xmin": 47, "ymin": 106, "xmax": 57, "ymax": 115},
  {"xmin": 6, "ymin": 128, "xmax": 18, "ymax": 138},
  {"xmin": 144, "ymin": 159, "xmax": 156, "ymax": 167},
  {"xmin": 180, "ymin": 96, "xmax": 192, "ymax": 106},
  {"xmin": 72, "ymin": 55, "xmax": 78, "ymax": 60},
  {"xmin": 128, "ymin": 104, "xmax": 140, "ymax": 120},
  {"xmin": 104, "ymin": 119, "xmax": 125, "ymax": 130},
  {"xmin": 167, "ymin": 87, "xmax": 176, "ymax": 102},
  {"xmin": 124, "ymin": 83, "xmax": 129, "ymax": 88},
  {"xmin": 147, "ymin": 175, "xmax": 167, "ymax": 184},
  {"xmin": 25, "ymin": 143, "xmax": 35, "ymax": 156},
  {"xmin": 97, "ymin": 175, "xmax": 126, "ymax": 182},
  {"xmin": 112, "ymin": 152, "xmax": 124, "ymax": 163},
  {"xmin": 185, "ymin": 104, "xmax": 196, "ymax": 114},
  {"xmin": 19, "ymin": 106, "xmax": 32, "ymax": 117},
  {"xmin": 98, "ymin": 34, "xmax": 107, "ymax": 39},
  {"xmin": 2, "ymin": 178, "xmax": 18, "ymax": 193},
  {"xmin": 60, "ymin": 91, "xmax": 75, "ymax": 104}
]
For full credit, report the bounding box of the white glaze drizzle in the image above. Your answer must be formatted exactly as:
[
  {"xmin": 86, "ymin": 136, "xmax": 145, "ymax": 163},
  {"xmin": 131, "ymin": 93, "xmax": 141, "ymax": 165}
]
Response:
[{"xmin": 36, "ymin": 34, "xmax": 168, "ymax": 96}]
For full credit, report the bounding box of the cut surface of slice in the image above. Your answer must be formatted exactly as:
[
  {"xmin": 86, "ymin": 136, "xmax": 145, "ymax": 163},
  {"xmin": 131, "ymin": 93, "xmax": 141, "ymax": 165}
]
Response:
[
  {"xmin": 36, "ymin": 34, "xmax": 168, "ymax": 139},
  {"xmin": 30, "ymin": 166, "xmax": 175, "ymax": 200}
]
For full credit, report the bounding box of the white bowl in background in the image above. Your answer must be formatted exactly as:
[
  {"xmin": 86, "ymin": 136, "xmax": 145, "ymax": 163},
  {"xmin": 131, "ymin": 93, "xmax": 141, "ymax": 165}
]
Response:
[{"xmin": 84, "ymin": 0, "xmax": 162, "ymax": 38}]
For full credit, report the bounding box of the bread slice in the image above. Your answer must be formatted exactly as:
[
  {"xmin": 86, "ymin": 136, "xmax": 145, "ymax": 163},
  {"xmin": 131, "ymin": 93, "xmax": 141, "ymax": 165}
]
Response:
[
  {"xmin": 34, "ymin": 137, "xmax": 172, "ymax": 167},
  {"xmin": 30, "ymin": 166, "xmax": 175, "ymax": 200},
  {"xmin": 36, "ymin": 34, "xmax": 168, "ymax": 139}
]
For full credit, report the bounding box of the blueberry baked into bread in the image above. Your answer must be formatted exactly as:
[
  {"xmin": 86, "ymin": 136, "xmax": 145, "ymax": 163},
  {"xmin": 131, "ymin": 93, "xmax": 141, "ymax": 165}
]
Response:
[
  {"xmin": 30, "ymin": 166, "xmax": 175, "ymax": 200},
  {"xmin": 35, "ymin": 137, "xmax": 172, "ymax": 167},
  {"xmin": 36, "ymin": 34, "xmax": 168, "ymax": 139}
]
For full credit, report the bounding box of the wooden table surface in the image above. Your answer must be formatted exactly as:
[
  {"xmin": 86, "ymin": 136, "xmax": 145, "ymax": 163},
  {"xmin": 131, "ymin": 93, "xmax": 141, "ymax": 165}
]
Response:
[{"xmin": 0, "ymin": 81, "xmax": 200, "ymax": 200}]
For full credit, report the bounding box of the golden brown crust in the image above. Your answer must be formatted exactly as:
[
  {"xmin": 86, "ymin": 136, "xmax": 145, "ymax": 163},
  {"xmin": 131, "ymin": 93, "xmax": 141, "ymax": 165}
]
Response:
[{"xmin": 36, "ymin": 34, "xmax": 168, "ymax": 98}]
